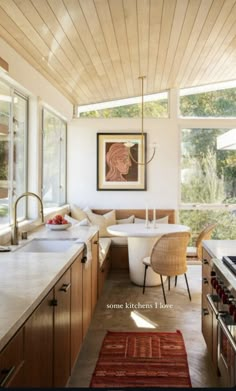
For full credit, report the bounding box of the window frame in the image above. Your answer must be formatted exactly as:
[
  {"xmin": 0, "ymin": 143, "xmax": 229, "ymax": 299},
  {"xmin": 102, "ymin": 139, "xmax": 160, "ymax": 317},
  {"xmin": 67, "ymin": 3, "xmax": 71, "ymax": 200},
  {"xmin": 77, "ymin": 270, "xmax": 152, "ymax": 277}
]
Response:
[{"xmin": 41, "ymin": 107, "xmax": 67, "ymax": 208}]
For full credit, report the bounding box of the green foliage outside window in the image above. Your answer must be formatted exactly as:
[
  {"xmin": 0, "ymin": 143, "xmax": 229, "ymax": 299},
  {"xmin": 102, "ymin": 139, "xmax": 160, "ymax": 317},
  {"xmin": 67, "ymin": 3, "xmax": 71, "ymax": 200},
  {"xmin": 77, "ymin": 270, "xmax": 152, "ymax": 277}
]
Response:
[{"xmin": 80, "ymin": 99, "xmax": 168, "ymax": 118}]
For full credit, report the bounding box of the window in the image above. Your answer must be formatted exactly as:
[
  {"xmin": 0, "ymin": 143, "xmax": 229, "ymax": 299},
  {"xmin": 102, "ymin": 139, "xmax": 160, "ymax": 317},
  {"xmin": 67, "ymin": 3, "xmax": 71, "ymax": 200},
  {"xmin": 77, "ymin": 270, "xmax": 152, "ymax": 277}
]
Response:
[
  {"xmin": 180, "ymin": 85, "xmax": 236, "ymax": 117},
  {"xmin": 0, "ymin": 80, "xmax": 28, "ymax": 229},
  {"xmin": 180, "ymin": 128, "xmax": 236, "ymax": 243},
  {"xmin": 42, "ymin": 109, "xmax": 67, "ymax": 207},
  {"xmin": 78, "ymin": 92, "xmax": 169, "ymax": 118}
]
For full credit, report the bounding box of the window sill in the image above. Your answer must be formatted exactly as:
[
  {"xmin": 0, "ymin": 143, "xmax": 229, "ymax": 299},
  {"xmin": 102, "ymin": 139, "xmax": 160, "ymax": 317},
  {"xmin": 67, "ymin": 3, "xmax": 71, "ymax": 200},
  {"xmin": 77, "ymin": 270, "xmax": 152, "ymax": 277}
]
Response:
[{"xmin": 0, "ymin": 204, "xmax": 70, "ymax": 245}]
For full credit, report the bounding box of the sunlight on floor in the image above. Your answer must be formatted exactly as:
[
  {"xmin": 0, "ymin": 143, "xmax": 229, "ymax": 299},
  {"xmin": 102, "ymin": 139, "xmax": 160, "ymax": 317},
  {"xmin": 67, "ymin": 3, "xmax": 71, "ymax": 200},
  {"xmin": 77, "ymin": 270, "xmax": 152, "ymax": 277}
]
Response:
[{"xmin": 130, "ymin": 310, "xmax": 159, "ymax": 329}]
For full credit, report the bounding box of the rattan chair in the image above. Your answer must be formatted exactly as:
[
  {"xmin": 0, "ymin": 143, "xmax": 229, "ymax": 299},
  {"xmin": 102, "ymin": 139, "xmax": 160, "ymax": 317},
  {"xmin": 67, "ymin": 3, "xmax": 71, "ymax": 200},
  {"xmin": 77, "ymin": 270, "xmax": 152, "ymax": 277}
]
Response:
[
  {"xmin": 142, "ymin": 232, "xmax": 191, "ymax": 304},
  {"xmin": 187, "ymin": 223, "xmax": 217, "ymax": 261}
]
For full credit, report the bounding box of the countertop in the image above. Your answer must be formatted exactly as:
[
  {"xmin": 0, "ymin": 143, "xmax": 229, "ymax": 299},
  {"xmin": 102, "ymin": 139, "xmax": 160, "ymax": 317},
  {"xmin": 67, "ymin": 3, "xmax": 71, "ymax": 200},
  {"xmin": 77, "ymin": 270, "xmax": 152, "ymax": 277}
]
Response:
[
  {"xmin": 203, "ymin": 239, "xmax": 236, "ymax": 292},
  {"xmin": 0, "ymin": 224, "xmax": 98, "ymax": 351}
]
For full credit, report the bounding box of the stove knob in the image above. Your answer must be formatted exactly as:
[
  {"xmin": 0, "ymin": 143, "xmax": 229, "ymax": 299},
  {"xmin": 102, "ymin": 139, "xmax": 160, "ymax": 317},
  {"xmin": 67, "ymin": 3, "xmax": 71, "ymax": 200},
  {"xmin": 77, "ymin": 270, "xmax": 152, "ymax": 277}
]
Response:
[
  {"xmin": 233, "ymin": 309, "xmax": 236, "ymax": 323},
  {"xmin": 211, "ymin": 277, "xmax": 216, "ymax": 287},
  {"xmin": 216, "ymin": 285, "xmax": 223, "ymax": 295},
  {"xmin": 222, "ymin": 293, "xmax": 229, "ymax": 304},
  {"xmin": 229, "ymin": 303, "xmax": 236, "ymax": 316},
  {"xmin": 212, "ymin": 279, "xmax": 219, "ymax": 289}
]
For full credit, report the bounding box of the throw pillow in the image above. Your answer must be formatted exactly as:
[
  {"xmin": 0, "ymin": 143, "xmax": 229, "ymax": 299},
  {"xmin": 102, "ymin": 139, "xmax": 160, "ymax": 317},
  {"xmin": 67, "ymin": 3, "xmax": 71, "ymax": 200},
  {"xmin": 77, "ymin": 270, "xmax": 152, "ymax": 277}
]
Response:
[
  {"xmin": 65, "ymin": 214, "xmax": 90, "ymax": 226},
  {"xmin": 84, "ymin": 208, "xmax": 116, "ymax": 237},
  {"xmin": 116, "ymin": 215, "xmax": 135, "ymax": 224},
  {"xmin": 134, "ymin": 216, "xmax": 169, "ymax": 224},
  {"xmin": 70, "ymin": 204, "xmax": 88, "ymax": 221}
]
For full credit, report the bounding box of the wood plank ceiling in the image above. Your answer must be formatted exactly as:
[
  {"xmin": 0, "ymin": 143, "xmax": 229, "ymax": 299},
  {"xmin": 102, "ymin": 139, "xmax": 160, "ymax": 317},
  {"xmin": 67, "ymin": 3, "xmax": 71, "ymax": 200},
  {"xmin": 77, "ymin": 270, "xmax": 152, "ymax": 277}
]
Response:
[{"xmin": 0, "ymin": 0, "xmax": 236, "ymax": 106}]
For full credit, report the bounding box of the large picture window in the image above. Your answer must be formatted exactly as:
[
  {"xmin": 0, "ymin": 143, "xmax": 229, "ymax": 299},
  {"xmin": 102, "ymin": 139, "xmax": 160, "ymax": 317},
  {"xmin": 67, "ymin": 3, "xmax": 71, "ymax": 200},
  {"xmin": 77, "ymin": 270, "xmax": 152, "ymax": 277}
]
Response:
[
  {"xmin": 180, "ymin": 127, "xmax": 236, "ymax": 243},
  {"xmin": 42, "ymin": 109, "xmax": 67, "ymax": 207},
  {"xmin": 0, "ymin": 80, "xmax": 27, "ymax": 229}
]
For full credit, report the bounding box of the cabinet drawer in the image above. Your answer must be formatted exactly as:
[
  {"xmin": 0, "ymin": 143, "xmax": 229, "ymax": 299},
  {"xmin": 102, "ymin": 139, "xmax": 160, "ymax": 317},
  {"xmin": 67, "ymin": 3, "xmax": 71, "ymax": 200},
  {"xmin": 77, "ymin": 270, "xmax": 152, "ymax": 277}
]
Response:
[{"xmin": 0, "ymin": 329, "xmax": 24, "ymax": 388}]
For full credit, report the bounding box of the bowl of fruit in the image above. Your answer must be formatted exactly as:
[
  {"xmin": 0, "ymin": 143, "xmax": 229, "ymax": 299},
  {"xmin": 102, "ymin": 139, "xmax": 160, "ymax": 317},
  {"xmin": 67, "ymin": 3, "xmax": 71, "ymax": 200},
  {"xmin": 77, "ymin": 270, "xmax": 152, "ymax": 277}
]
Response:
[{"xmin": 46, "ymin": 215, "xmax": 71, "ymax": 230}]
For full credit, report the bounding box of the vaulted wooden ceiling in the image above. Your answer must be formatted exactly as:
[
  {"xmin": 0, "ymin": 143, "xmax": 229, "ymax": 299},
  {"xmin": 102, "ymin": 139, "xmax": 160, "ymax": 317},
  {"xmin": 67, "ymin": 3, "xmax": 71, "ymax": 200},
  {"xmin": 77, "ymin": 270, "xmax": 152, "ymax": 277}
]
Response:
[{"xmin": 0, "ymin": 0, "xmax": 236, "ymax": 106}]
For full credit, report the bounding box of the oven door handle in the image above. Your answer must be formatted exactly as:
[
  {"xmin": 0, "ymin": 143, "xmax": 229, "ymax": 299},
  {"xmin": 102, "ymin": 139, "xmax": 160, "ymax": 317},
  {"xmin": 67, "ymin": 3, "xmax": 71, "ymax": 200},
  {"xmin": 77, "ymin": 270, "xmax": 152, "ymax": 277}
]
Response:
[
  {"xmin": 218, "ymin": 315, "xmax": 236, "ymax": 354},
  {"xmin": 206, "ymin": 294, "xmax": 218, "ymax": 317}
]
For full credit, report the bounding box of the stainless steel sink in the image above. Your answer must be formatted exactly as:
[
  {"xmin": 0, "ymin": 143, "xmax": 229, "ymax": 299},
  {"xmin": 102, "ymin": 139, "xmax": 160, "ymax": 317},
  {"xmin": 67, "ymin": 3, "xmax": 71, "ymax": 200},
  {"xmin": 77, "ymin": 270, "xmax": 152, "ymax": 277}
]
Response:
[{"xmin": 15, "ymin": 238, "xmax": 77, "ymax": 253}]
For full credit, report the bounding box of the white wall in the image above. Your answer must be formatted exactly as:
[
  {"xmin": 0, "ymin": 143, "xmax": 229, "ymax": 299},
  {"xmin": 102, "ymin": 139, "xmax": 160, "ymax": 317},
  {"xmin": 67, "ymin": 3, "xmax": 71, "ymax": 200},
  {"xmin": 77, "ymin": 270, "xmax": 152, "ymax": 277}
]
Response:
[
  {"xmin": 67, "ymin": 118, "xmax": 179, "ymax": 209},
  {"xmin": 0, "ymin": 37, "xmax": 73, "ymax": 119}
]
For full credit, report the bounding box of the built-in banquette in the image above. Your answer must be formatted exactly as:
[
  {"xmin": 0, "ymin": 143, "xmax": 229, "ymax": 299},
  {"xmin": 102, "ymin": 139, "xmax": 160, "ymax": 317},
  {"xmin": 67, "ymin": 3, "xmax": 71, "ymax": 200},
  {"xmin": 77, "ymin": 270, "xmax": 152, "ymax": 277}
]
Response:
[{"xmin": 93, "ymin": 209, "xmax": 176, "ymax": 295}]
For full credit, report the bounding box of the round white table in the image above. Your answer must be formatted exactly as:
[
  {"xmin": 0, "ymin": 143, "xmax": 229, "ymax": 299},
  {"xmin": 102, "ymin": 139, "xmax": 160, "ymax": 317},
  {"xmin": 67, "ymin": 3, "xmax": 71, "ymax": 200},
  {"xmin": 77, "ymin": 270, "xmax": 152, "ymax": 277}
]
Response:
[{"xmin": 107, "ymin": 223, "xmax": 191, "ymax": 286}]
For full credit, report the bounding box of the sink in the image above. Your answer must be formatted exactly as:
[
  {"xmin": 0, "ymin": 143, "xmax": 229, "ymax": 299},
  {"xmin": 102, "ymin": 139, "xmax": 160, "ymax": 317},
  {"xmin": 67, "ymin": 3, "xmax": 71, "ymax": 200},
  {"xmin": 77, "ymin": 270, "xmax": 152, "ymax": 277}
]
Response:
[{"xmin": 15, "ymin": 238, "xmax": 77, "ymax": 253}]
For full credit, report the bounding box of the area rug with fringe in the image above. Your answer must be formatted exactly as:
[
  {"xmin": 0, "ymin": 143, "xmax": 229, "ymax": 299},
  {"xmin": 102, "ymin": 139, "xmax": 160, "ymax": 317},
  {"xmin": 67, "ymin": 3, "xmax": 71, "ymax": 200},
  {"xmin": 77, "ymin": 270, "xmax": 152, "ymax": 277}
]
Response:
[{"xmin": 90, "ymin": 330, "xmax": 192, "ymax": 388}]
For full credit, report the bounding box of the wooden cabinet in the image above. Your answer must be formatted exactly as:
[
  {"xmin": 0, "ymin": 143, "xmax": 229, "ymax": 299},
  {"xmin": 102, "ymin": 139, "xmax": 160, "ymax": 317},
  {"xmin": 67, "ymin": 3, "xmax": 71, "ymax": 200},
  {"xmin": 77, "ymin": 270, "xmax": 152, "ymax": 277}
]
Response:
[
  {"xmin": 24, "ymin": 290, "xmax": 54, "ymax": 387},
  {"xmin": 54, "ymin": 268, "xmax": 71, "ymax": 387},
  {"xmin": 82, "ymin": 250, "xmax": 92, "ymax": 339},
  {"xmin": 202, "ymin": 249, "xmax": 213, "ymax": 354},
  {"xmin": 0, "ymin": 329, "xmax": 24, "ymax": 388},
  {"xmin": 70, "ymin": 253, "xmax": 83, "ymax": 371},
  {"xmin": 202, "ymin": 247, "xmax": 218, "ymax": 368},
  {"xmin": 91, "ymin": 233, "xmax": 98, "ymax": 313},
  {"xmin": 0, "ymin": 232, "xmax": 99, "ymax": 388}
]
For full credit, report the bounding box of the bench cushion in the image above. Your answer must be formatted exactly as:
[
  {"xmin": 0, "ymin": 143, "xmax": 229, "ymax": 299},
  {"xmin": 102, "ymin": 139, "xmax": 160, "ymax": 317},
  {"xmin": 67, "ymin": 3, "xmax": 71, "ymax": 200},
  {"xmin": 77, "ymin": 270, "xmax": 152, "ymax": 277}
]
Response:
[{"xmin": 99, "ymin": 238, "xmax": 112, "ymax": 266}]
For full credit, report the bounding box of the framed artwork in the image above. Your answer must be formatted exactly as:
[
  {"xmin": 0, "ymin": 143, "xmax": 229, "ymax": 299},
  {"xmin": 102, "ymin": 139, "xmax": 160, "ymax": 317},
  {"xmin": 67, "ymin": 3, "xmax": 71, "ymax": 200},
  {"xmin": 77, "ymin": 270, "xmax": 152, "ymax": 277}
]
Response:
[{"xmin": 97, "ymin": 133, "xmax": 147, "ymax": 190}]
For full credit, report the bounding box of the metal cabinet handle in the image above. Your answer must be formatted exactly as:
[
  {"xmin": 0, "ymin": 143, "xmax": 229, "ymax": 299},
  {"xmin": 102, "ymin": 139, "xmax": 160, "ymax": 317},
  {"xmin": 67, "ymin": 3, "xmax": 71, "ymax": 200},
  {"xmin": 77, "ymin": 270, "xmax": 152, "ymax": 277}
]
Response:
[
  {"xmin": 202, "ymin": 308, "xmax": 209, "ymax": 316},
  {"xmin": 203, "ymin": 278, "xmax": 209, "ymax": 284},
  {"xmin": 93, "ymin": 240, "xmax": 98, "ymax": 245},
  {"xmin": 0, "ymin": 366, "xmax": 16, "ymax": 387},
  {"xmin": 81, "ymin": 256, "xmax": 87, "ymax": 263},
  {"xmin": 60, "ymin": 283, "xmax": 71, "ymax": 292},
  {"xmin": 50, "ymin": 299, "xmax": 58, "ymax": 307},
  {"xmin": 203, "ymin": 259, "xmax": 209, "ymax": 265}
]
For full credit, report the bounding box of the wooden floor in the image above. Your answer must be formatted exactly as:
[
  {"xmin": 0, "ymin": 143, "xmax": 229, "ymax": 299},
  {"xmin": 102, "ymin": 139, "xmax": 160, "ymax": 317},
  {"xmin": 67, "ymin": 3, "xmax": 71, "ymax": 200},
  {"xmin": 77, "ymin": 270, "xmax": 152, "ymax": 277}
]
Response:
[{"xmin": 69, "ymin": 265, "xmax": 223, "ymax": 388}]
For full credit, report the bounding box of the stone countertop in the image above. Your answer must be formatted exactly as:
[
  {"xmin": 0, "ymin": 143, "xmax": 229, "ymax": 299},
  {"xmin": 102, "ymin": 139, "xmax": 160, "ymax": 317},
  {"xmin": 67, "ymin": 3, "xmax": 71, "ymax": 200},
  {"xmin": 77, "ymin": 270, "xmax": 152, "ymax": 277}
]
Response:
[
  {"xmin": 203, "ymin": 239, "xmax": 236, "ymax": 292},
  {"xmin": 0, "ymin": 224, "xmax": 98, "ymax": 351}
]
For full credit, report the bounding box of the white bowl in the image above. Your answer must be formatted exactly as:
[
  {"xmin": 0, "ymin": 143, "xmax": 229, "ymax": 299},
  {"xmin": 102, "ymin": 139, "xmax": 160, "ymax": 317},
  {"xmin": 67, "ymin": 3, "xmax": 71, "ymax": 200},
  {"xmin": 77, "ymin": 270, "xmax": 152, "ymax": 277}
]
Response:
[{"xmin": 46, "ymin": 223, "xmax": 71, "ymax": 231}]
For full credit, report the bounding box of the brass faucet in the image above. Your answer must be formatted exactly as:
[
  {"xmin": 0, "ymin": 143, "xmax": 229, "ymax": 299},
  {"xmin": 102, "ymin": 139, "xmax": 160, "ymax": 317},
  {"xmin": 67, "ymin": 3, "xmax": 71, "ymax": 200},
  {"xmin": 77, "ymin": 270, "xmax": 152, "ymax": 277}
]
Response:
[{"xmin": 11, "ymin": 192, "xmax": 44, "ymax": 245}]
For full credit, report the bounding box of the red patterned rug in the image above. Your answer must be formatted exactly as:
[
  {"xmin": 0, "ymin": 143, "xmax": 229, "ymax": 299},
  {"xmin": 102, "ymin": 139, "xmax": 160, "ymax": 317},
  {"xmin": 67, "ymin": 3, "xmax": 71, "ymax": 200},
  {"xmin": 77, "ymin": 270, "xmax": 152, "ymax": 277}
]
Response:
[{"xmin": 90, "ymin": 330, "xmax": 192, "ymax": 388}]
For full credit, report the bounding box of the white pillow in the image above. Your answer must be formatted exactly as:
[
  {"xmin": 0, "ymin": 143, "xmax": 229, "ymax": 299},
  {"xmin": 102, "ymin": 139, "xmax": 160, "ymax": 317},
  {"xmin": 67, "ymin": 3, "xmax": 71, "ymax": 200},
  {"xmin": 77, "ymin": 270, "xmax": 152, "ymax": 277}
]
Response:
[
  {"xmin": 134, "ymin": 216, "xmax": 169, "ymax": 224},
  {"xmin": 84, "ymin": 208, "xmax": 116, "ymax": 237},
  {"xmin": 70, "ymin": 204, "xmax": 88, "ymax": 221},
  {"xmin": 64, "ymin": 214, "xmax": 79, "ymax": 225},
  {"xmin": 155, "ymin": 216, "xmax": 169, "ymax": 224},
  {"xmin": 135, "ymin": 217, "xmax": 150, "ymax": 224},
  {"xmin": 116, "ymin": 215, "xmax": 135, "ymax": 224},
  {"xmin": 64, "ymin": 214, "xmax": 90, "ymax": 226}
]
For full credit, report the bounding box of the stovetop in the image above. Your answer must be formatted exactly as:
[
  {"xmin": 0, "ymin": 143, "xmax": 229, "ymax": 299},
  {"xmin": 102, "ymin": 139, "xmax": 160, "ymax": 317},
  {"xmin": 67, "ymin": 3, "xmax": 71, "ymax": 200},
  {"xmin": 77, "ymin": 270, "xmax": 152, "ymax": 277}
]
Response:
[{"xmin": 223, "ymin": 256, "xmax": 236, "ymax": 276}]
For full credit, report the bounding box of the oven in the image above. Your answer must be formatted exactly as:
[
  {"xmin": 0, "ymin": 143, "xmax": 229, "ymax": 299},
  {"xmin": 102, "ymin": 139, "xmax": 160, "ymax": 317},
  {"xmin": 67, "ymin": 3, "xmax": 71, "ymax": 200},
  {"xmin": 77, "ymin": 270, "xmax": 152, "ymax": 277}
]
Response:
[{"xmin": 207, "ymin": 263, "xmax": 236, "ymax": 388}]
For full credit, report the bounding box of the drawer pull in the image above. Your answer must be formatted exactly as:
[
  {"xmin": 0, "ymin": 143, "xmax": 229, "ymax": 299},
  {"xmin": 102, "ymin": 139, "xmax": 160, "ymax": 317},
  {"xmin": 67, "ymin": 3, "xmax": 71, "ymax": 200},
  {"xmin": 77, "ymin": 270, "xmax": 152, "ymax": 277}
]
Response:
[
  {"xmin": 60, "ymin": 283, "xmax": 71, "ymax": 292},
  {"xmin": 203, "ymin": 259, "xmax": 209, "ymax": 265},
  {"xmin": 202, "ymin": 308, "xmax": 209, "ymax": 316},
  {"xmin": 93, "ymin": 240, "xmax": 98, "ymax": 245},
  {"xmin": 81, "ymin": 256, "xmax": 87, "ymax": 263},
  {"xmin": 0, "ymin": 366, "xmax": 16, "ymax": 387},
  {"xmin": 203, "ymin": 278, "xmax": 209, "ymax": 284},
  {"xmin": 50, "ymin": 299, "xmax": 58, "ymax": 306}
]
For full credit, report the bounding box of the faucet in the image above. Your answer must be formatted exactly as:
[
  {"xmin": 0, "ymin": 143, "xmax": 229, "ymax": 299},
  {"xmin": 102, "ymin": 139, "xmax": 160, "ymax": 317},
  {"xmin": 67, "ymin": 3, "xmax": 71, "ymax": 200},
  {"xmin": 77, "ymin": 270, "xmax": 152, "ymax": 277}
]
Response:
[{"xmin": 11, "ymin": 192, "xmax": 44, "ymax": 245}]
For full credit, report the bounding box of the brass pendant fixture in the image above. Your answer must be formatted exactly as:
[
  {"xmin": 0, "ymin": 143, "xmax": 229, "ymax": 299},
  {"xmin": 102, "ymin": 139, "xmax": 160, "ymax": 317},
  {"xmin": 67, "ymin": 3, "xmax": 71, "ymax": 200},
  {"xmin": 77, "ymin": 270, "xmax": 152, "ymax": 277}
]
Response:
[{"xmin": 126, "ymin": 76, "xmax": 156, "ymax": 166}]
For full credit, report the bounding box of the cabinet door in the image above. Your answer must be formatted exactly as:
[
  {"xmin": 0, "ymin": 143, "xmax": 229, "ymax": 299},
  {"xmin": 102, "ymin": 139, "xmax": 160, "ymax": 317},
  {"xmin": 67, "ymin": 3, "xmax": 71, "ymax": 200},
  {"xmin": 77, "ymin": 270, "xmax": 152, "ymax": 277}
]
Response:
[
  {"xmin": 71, "ymin": 253, "xmax": 83, "ymax": 370},
  {"xmin": 24, "ymin": 289, "xmax": 54, "ymax": 387},
  {"xmin": 91, "ymin": 233, "xmax": 99, "ymax": 313},
  {"xmin": 0, "ymin": 329, "xmax": 24, "ymax": 388},
  {"xmin": 82, "ymin": 250, "xmax": 92, "ymax": 339},
  {"xmin": 54, "ymin": 268, "xmax": 71, "ymax": 387}
]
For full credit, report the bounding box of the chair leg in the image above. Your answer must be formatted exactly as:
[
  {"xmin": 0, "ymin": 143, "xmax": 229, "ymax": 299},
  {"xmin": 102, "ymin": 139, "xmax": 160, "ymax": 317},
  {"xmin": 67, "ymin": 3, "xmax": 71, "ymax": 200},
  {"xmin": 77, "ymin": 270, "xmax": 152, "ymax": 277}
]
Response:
[
  {"xmin": 175, "ymin": 276, "xmax": 178, "ymax": 287},
  {"xmin": 160, "ymin": 275, "xmax": 167, "ymax": 304},
  {"xmin": 142, "ymin": 265, "xmax": 148, "ymax": 294},
  {"xmin": 168, "ymin": 276, "xmax": 170, "ymax": 291},
  {"xmin": 184, "ymin": 273, "xmax": 191, "ymax": 301}
]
